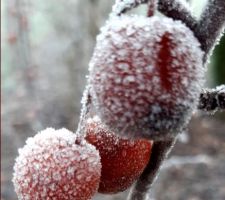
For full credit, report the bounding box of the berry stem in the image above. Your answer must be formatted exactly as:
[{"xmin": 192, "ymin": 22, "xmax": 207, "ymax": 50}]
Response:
[
  {"xmin": 112, "ymin": 0, "xmax": 197, "ymax": 31},
  {"xmin": 194, "ymin": 0, "xmax": 225, "ymax": 63},
  {"xmin": 147, "ymin": 0, "xmax": 158, "ymax": 17},
  {"xmin": 75, "ymin": 85, "xmax": 92, "ymax": 136},
  {"xmin": 127, "ymin": 139, "xmax": 176, "ymax": 200},
  {"xmin": 112, "ymin": 0, "xmax": 149, "ymax": 16}
]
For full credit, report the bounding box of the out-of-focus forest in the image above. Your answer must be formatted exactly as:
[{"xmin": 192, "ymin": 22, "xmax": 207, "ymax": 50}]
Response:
[{"xmin": 1, "ymin": 0, "xmax": 225, "ymax": 200}]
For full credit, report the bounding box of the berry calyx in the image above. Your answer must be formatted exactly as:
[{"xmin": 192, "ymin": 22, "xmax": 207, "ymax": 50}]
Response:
[
  {"xmin": 13, "ymin": 128, "xmax": 101, "ymax": 200},
  {"xmin": 89, "ymin": 15, "xmax": 204, "ymax": 140},
  {"xmin": 85, "ymin": 116, "xmax": 153, "ymax": 194}
]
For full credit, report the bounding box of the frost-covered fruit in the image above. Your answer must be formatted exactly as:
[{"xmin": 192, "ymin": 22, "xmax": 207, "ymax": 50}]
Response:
[
  {"xmin": 85, "ymin": 116, "xmax": 153, "ymax": 194},
  {"xmin": 12, "ymin": 128, "xmax": 101, "ymax": 200},
  {"xmin": 89, "ymin": 15, "xmax": 204, "ymax": 140}
]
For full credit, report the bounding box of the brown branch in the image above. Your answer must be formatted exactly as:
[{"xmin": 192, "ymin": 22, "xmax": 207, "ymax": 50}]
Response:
[
  {"xmin": 112, "ymin": 0, "xmax": 225, "ymax": 64},
  {"xmin": 128, "ymin": 139, "xmax": 176, "ymax": 200},
  {"xmin": 112, "ymin": 0, "xmax": 148, "ymax": 16},
  {"xmin": 112, "ymin": 0, "xmax": 197, "ymax": 33},
  {"xmin": 128, "ymin": 84, "xmax": 225, "ymax": 200},
  {"xmin": 198, "ymin": 85, "xmax": 225, "ymax": 112},
  {"xmin": 128, "ymin": 86, "xmax": 225, "ymax": 198},
  {"xmin": 194, "ymin": 0, "xmax": 225, "ymax": 62},
  {"xmin": 157, "ymin": 0, "xmax": 197, "ymax": 33}
]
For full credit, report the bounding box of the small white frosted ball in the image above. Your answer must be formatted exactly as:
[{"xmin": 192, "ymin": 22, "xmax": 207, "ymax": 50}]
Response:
[{"xmin": 12, "ymin": 128, "xmax": 101, "ymax": 200}]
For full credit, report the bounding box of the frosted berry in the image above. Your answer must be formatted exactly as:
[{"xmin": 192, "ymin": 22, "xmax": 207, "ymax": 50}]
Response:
[
  {"xmin": 89, "ymin": 15, "xmax": 204, "ymax": 140},
  {"xmin": 85, "ymin": 116, "xmax": 153, "ymax": 194},
  {"xmin": 12, "ymin": 128, "xmax": 101, "ymax": 200}
]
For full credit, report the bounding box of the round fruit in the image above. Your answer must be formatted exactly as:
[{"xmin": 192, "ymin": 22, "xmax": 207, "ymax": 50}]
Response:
[
  {"xmin": 12, "ymin": 128, "xmax": 101, "ymax": 200},
  {"xmin": 85, "ymin": 116, "xmax": 153, "ymax": 194},
  {"xmin": 89, "ymin": 15, "xmax": 204, "ymax": 140}
]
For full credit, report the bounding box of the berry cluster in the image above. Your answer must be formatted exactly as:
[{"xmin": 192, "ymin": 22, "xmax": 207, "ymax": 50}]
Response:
[
  {"xmin": 13, "ymin": 1, "xmax": 205, "ymax": 199},
  {"xmin": 13, "ymin": 123, "xmax": 152, "ymax": 199}
]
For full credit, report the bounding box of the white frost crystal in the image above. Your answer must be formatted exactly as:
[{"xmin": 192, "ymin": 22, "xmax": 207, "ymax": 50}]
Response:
[
  {"xmin": 89, "ymin": 15, "xmax": 204, "ymax": 140},
  {"xmin": 12, "ymin": 128, "xmax": 101, "ymax": 200}
]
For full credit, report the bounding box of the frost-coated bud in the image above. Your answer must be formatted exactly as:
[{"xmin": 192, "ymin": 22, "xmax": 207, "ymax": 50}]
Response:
[
  {"xmin": 89, "ymin": 15, "xmax": 204, "ymax": 140},
  {"xmin": 12, "ymin": 128, "xmax": 101, "ymax": 200}
]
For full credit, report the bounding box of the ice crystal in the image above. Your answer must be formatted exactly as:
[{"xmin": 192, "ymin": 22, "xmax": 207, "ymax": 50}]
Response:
[
  {"xmin": 89, "ymin": 15, "xmax": 204, "ymax": 140},
  {"xmin": 12, "ymin": 128, "xmax": 101, "ymax": 200}
]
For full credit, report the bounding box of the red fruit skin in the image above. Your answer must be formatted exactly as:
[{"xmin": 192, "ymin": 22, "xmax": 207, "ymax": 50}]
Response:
[
  {"xmin": 85, "ymin": 118, "xmax": 153, "ymax": 194},
  {"xmin": 89, "ymin": 15, "xmax": 204, "ymax": 140},
  {"xmin": 13, "ymin": 128, "xmax": 101, "ymax": 200}
]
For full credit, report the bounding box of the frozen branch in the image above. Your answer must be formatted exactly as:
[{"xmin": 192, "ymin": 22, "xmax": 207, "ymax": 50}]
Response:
[
  {"xmin": 157, "ymin": 0, "xmax": 197, "ymax": 33},
  {"xmin": 128, "ymin": 139, "xmax": 175, "ymax": 200},
  {"xmin": 128, "ymin": 84, "xmax": 225, "ymax": 200},
  {"xmin": 75, "ymin": 85, "xmax": 92, "ymax": 136},
  {"xmin": 112, "ymin": 0, "xmax": 197, "ymax": 33},
  {"xmin": 112, "ymin": 0, "xmax": 148, "ymax": 16},
  {"xmin": 112, "ymin": 0, "xmax": 225, "ymax": 64},
  {"xmin": 198, "ymin": 85, "xmax": 225, "ymax": 112},
  {"xmin": 194, "ymin": 0, "xmax": 225, "ymax": 62}
]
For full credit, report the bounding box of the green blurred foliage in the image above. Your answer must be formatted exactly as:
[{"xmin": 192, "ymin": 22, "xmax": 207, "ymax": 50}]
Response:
[{"xmin": 211, "ymin": 34, "xmax": 225, "ymax": 86}]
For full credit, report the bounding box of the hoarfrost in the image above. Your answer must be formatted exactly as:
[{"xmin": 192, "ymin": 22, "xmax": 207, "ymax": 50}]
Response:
[
  {"xmin": 89, "ymin": 14, "xmax": 204, "ymax": 140},
  {"xmin": 111, "ymin": 0, "xmax": 138, "ymax": 16},
  {"xmin": 12, "ymin": 128, "xmax": 101, "ymax": 199}
]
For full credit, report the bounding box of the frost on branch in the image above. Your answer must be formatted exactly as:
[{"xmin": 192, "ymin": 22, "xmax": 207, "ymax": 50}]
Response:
[
  {"xmin": 194, "ymin": 0, "xmax": 225, "ymax": 62},
  {"xmin": 89, "ymin": 15, "xmax": 204, "ymax": 141},
  {"xmin": 158, "ymin": 0, "xmax": 197, "ymax": 33},
  {"xmin": 128, "ymin": 139, "xmax": 175, "ymax": 200},
  {"xmin": 111, "ymin": 0, "xmax": 148, "ymax": 16},
  {"xmin": 12, "ymin": 128, "xmax": 101, "ymax": 200},
  {"xmin": 198, "ymin": 85, "xmax": 225, "ymax": 112},
  {"xmin": 76, "ymin": 84, "xmax": 92, "ymax": 137},
  {"xmin": 111, "ymin": 0, "xmax": 197, "ymax": 34}
]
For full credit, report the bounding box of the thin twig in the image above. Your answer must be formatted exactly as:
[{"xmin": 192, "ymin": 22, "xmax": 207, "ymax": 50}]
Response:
[
  {"xmin": 194, "ymin": 0, "xmax": 225, "ymax": 62},
  {"xmin": 158, "ymin": 0, "xmax": 197, "ymax": 33},
  {"xmin": 112, "ymin": 0, "xmax": 197, "ymax": 33},
  {"xmin": 112, "ymin": 0, "xmax": 225, "ymax": 64},
  {"xmin": 112, "ymin": 0, "xmax": 148, "ymax": 16},
  {"xmin": 198, "ymin": 85, "xmax": 225, "ymax": 112},
  {"xmin": 128, "ymin": 139, "xmax": 176, "ymax": 200},
  {"xmin": 127, "ymin": 85, "xmax": 225, "ymax": 200},
  {"xmin": 75, "ymin": 85, "xmax": 92, "ymax": 136},
  {"xmin": 147, "ymin": 0, "xmax": 158, "ymax": 17}
]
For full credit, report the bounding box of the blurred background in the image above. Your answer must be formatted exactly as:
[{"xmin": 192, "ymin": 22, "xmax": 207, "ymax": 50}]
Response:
[{"xmin": 1, "ymin": 0, "xmax": 225, "ymax": 199}]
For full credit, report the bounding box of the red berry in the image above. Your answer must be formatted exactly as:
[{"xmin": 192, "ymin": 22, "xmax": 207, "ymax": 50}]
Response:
[
  {"xmin": 89, "ymin": 15, "xmax": 204, "ymax": 140},
  {"xmin": 13, "ymin": 128, "xmax": 101, "ymax": 200},
  {"xmin": 85, "ymin": 116, "xmax": 153, "ymax": 194}
]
